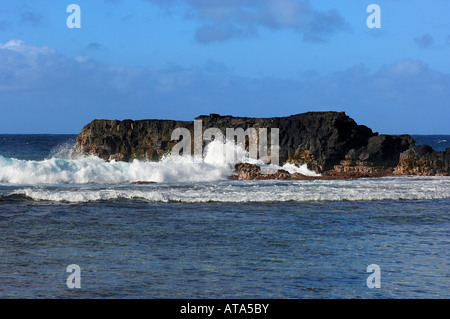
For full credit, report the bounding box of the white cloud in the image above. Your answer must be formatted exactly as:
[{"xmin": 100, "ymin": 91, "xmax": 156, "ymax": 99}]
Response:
[
  {"xmin": 143, "ymin": 0, "xmax": 350, "ymax": 43},
  {"xmin": 0, "ymin": 39, "xmax": 54, "ymax": 54},
  {"xmin": 1, "ymin": 40, "xmax": 449, "ymax": 133},
  {"xmin": 382, "ymin": 59, "xmax": 425, "ymax": 77}
]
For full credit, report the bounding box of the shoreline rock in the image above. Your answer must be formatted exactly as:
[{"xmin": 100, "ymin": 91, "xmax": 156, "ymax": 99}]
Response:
[
  {"xmin": 74, "ymin": 112, "xmax": 449, "ymax": 178},
  {"xmin": 231, "ymin": 163, "xmax": 394, "ymax": 181}
]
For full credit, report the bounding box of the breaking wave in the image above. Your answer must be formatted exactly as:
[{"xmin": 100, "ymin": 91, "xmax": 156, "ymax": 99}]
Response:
[
  {"xmin": 8, "ymin": 177, "xmax": 450, "ymax": 203},
  {"xmin": 0, "ymin": 140, "xmax": 319, "ymax": 185},
  {"xmin": 2, "ymin": 139, "xmax": 447, "ymax": 204}
]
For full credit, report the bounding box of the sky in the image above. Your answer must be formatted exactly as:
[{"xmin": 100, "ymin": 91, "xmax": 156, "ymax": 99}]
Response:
[{"xmin": 0, "ymin": 0, "xmax": 449, "ymax": 134}]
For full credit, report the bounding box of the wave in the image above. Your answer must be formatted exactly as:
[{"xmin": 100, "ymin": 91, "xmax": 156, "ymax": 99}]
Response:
[
  {"xmin": 0, "ymin": 153, "xmax": 232, "ymax": 185},
  {"xmin": 0, "ymin": 140, "xmax": 319, "ymax": 185},
  {"xmin": 6, "ymin": 177, "xmax": 450, "ymax": 203}
]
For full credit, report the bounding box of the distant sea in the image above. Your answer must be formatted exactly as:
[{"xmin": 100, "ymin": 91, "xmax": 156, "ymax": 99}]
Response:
[{"xmin": 0, "ymin": 134, "xmax": 449, "ymax": 298}]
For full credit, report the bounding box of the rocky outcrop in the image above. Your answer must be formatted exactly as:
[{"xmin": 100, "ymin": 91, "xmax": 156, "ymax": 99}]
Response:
[
  {"xmin": 234, "ymin": 163, "xmax": 262, "ymax": 180},
  {"xmin": 231, "ymin": 163, "xmax": 394, "ymax": 181},
  {"xmin": 75, "ymin": 112, "xmax": 376, "ymax": 170},
  {"xmin": 196, "ymin": 112, "xmax": 377, "ymax": 172},
  {"xmin": 74, "ymin": 112, "xmax": 449, "ymax": 177},
  {"xmin": 394, "ymin": 145, "xmax": 450, "ymax": 176},
  {"xmin": 74, "ymin": 119, "xmax": 193, "ymax": 162},
  {"xmin": 332, "ymin": 134, "xmax": 416, "ymax": 174}
]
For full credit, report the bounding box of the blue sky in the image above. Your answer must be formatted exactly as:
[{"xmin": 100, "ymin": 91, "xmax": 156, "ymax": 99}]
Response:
[{"xmin": 0, "ymin": 0, "xmax": 449, "ymax": 134}]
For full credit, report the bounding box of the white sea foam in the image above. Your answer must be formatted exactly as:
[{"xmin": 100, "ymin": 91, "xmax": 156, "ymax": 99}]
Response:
[
  {"xmin": 0, "ymin": 154, "xmax": 232, "ymax": 184},
  {"xmin": 280, "ymin": 163, "xmax": 322, "ymax": 176},
  {"xmin": 3, "ymin": 140, "xmax": 447, "ymax": 206},
  {"xmin": 0, "ymin": 140, "xmax": 320, "ymax": 185},
  {"xmin": 10, "ymin": 176, "xmax": 450, "ymax": 203}
]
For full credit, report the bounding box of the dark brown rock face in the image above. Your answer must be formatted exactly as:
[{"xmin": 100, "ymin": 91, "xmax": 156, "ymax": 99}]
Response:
[
  {"xmin": 234, "ymin": 163, "xmax": 261, "ymax": 180},
  {"xmin": 74, "ymin": 112, "xmax": 376, "ymax": 171},
  {"xmin": 394, "ymin": 145, "xmax": 450, "ymax": 176},
  {"xmin": 74, "ymin": 112, "xmax": 449, "ymax": 176},
  {"xmin": 231, "ymin": 163, "xmax": 394, "ymax": 180},
  {"xmin": 196, "ymin": 112, "xmax": 377, "ymax": 172},
  {"xmin": 74, "ymin": 119, "xmax": 193, "ymax": 162}
]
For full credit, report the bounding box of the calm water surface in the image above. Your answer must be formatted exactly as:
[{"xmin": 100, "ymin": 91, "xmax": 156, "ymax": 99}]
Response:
[{"xmin": 1, "ymin": 199, "xmax": 448, "ymax": 298}]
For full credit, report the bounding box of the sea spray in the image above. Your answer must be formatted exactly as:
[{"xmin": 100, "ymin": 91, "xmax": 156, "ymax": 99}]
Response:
[
  {"xmin": 9, "ymin": 177, "xmax": 450, "ymax": 203},
  {"xmin": 0, "ymin": 153, "xmax": 232, "ymax": 185},
  {"xmin": 0, "ymin": 140, "xmax": 321, "ymax": 185}
]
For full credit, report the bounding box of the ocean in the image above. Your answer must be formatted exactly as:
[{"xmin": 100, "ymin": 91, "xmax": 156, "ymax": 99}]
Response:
[{"xmin": 0, "ymin": 134, "xmax": 449, "ymax": 298}]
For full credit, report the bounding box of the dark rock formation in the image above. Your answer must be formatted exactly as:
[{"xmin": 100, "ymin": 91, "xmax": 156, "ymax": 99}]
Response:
[
  {"xmin": 75, "ymin": 119, "xmax": 193, "ymax": 162},
  {"xmin": 234, "ymin": 163, "xmax": 262, "ymax": 180},
  {"xmin": 394, "ymin": 145, "xmax": 450, "ymax": 176},
  {"xmin": 332, "ymin": 135, "xmax": 416, "ymax": 175},
  {"xmin": 196, "ymin": 112, "xmax": 376, "ymax": 172},
  {"xmin": 75, "ymin": 112, "xmax": 376, "ymax": 170},
  {"xmin": 346, "ymin": 135, "xmax": 414, "ymax": 167},
  {"xmin": 74, "ymin": 112, "xmax": 449, "ymax": 177},
  {"xmin": 231, "ymin": 163, "xmax": 394, "ymax": 181}
]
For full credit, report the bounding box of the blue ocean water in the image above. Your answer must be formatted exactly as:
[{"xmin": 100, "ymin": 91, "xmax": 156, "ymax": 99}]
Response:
[
  {"xmin": 413, "ymin": 135, "xmax": 449, "ymax": 152},
  {"xmin": 0, "ymin": 134, "xmax": 449, "ymax": 298}
]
